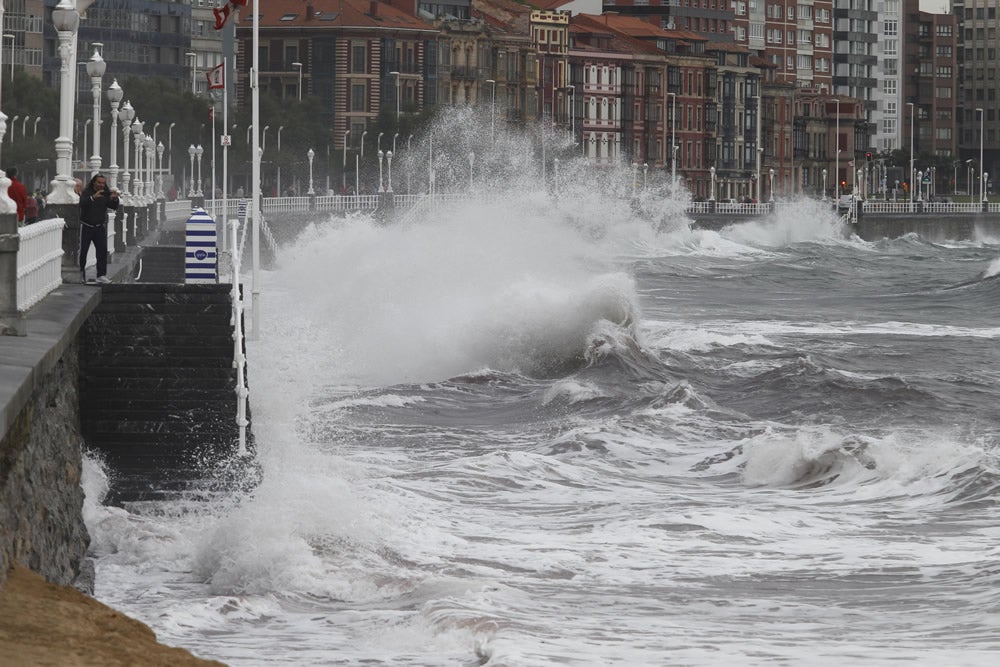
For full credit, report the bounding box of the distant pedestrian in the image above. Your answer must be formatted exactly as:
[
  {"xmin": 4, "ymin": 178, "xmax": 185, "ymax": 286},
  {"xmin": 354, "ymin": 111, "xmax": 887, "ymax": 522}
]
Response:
[
  {"xmin": 6, "ymin": 167, "xmax": 29, "ymax": 225},
  {"xmin": 79, "ymin": 173, "xmax": 120, "ymax": 284},
  {"xmin": 24, "ymin": 190, "xmax": 38, "ymax": 223}
]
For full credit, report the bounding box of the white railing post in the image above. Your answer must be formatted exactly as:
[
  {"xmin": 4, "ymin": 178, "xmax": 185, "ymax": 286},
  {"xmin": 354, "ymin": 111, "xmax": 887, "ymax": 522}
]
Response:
[
  {"xmin": 229, "ymin": 218, "xmax": 249, "ymax": 457},
  {"xmin": 0, "ymin": 169, "xmax": 23, "ymax": 335}
]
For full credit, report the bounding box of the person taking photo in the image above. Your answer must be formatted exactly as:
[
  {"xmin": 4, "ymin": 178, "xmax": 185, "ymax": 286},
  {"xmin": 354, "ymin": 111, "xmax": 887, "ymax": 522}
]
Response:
[{"xmin": 79, "ymin": 173, "xmax": 120, "ymax": 284}]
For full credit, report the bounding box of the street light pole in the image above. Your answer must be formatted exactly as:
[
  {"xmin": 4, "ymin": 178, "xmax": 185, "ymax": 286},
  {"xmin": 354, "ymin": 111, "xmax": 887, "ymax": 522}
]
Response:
[
  {"xmin": 307, "ymin": 147, "xmax": 315, "ymax": 195},
  {"xmin": 978, "ymin": 107, "xmax": 985, "ymax": 204},
  {"xmin": 342, "ymin": 129, "xmax": 349, "ymax": 192},
  {"xmin": 106, "ymin": 79, "xmax": 122, "ymax": 190},
  {"xmin": 833, "ymin": 98, "xmax": 840, "ymax": 206},
  {"xmin": 907, "ymin": 101, "xmax": 914, "ymax": 206},
  {"xmin": 276, "ymin": 125, "xmax": 284, "ymax": 196},
  {"xmin": 86, "ymin": 48, "xmax": 105, "ymax": 176},
  {"xmin": 754, "ymin": 94, "xmax": 762, "ymax": 201},
  {"xmin": 668, "ymin": 92, "xmax": 677, "ymax": 188},
  {"xmin": 49, "ymin": 0, "xmax": 82, "ymax": 205}
]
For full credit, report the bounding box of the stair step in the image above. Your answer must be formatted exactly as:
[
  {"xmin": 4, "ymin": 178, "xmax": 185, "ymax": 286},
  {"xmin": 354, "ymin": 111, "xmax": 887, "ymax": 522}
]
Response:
[
  {"xmin": 80, "ymin": 377, "xmax": 239, "ymax": 390},
  {"xmin": 84, "ymin": 431, "xmax": 239, "ymax": 446},
  {"xmin": 81, "ymin": 366, "xmax": 237, "ymax": 379},
  {"xmin": 80, "ymin": 356, "xmax": 238, "ymax": 368}
]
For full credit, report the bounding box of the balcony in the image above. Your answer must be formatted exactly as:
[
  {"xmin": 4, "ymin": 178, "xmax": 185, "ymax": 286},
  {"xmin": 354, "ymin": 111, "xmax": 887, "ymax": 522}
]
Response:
[{"xmin": 451, "ymin": 66, "xmax": 481, "ymax": 80}]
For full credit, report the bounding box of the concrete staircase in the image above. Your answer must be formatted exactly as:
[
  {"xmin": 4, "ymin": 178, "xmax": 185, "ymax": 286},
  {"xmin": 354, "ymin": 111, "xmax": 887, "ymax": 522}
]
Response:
[{"xmin": 78, "ymin": 283, "xmax": 250, "ymax": 501}]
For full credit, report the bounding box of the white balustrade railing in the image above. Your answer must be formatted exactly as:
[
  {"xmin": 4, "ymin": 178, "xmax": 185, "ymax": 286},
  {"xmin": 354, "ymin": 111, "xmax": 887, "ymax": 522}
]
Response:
[{"xmin": 17, "ymin": 218, "xmax": 64, "ymax": 311}]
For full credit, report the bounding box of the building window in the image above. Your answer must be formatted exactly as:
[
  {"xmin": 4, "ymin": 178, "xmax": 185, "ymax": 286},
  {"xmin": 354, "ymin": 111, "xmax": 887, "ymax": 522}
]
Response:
[
  {"xmin": 883, "ymin": 20, "xmax": 897, "ymax": 36},
  {"xmin": 936, "ymin": 86, "xmax": 952, "ymax": 99},
  {"xmin": 351, "ymin": 45, "xmax": 366, "ymax": 74},
  {"xmin": 351, "ymin": 83, "xmax": 366, "ymax": 111},
  {"xmin": 936, "ymin": 25, "xmax": 952, "ymax": 37}
]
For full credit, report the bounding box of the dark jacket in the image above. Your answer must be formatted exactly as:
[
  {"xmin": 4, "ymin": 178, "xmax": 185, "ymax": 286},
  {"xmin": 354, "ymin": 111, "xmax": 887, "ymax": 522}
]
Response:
[{"xmin": 79, "ymin": 185, "xmax": 120, "ymax": 226}]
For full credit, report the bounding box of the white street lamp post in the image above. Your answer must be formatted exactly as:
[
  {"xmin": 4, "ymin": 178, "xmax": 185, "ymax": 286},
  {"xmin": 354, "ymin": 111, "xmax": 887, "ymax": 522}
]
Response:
[
  {"xmin": 754, "ymin": 94, "xmax": 762, "ymax": 201},
  {"xmin": 668, "ymin": 92, "xmax": 677, "ymax": 187},
  {"xmin": 386, "ymin": 150, "xmax": 393, "ymax": 193},
  {"xmin": 277, "ymin": 125, "xmax": 284, "ymax": 195},
  {"xmin": 307, "ymin": 147, "xmax": 315, "ymax": 195},
  {"xmin": 357, "ymin": 129, "xmax": 366, "ymax": 194},
  {"xmin": 119, "ymin": 100, "xmax": 134, "ymax": 197},
  {"xmin": 49, "ymin": 0, "xmax": 82, "ymax": 205},
  {"xmin": 86, "ymin": 48, "xmax": 105, "ymax": 176},
  {"xmin": 769, "ymin": 168, "xmax": 775, "ymax": 203},
  {"xmin": 131, "ymin": 120, "xmax": 143, "ymax": 200},
  {"xmin": 195, "ymin": 144, "xmax": 204, "ymax": 196},
  {"xmin": 834, "ymin": 98, "xmax": 840, "ymax": 206},
  {"xmin": 106, "ymin": 79, "xmax": 122, "ymax": 189},
  {"xmin": 145, "ymin": 136, "xmax": 154, "ymax": 204},
  {"xmin": 978, "ymin": 107, "xmax": 985, "ymax": 204},
  {"xmin": 156, "ymin": 141, "xmax": 164, "ymax": 198},
  {"xmin": 188, "ymin": 144, "xmax": 196, "ymax": 197},
  {"xmin": 342, "ymin": 129, "xmax": 349, "ymax": 192},
  {"xmin": 709, "ymin": 165, "xmax": 716, "ymax": 201},
  {"xmin": 377, "ymin": 149, "xmax": 384, "ymax": 192},
  {"xmin": 822, "ymin": 168, "xmax": 827, "ymax": 201},
  {"xmin": 168, "ymin": 121, "xmax": 175, "ymax": 177},
  {"xmin": 908, "ymin": 101, "xmax": 915, "ymax": 206}
]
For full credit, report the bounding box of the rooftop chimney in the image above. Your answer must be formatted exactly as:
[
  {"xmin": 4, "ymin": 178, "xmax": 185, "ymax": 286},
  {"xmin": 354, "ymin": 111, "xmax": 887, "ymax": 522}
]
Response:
[
  {"xmin": 370, "ymin": 1, "xmax": 378, "ymax": 17},
  {"xmin": 306, "ymin": 3, "xmax": 314, "ymax": 20}
]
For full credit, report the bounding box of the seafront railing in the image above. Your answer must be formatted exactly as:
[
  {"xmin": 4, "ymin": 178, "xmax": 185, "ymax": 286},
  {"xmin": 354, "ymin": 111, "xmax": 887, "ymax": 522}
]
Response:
[{"xmin": 17, "ymin": 218, "xmax": 64, "ymax": 311}]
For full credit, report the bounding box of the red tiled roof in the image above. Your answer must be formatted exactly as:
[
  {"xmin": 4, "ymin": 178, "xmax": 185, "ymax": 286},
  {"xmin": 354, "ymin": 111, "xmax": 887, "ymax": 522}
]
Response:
[{"xmin": 240, "ymin": 0, "xmax": 435, "ymax": 31}]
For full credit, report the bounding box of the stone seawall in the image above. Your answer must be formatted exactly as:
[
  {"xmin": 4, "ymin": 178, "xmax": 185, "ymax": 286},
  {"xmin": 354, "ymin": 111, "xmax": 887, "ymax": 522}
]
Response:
[
  {"xmin": 853, "ymin": 214, "xmax": 1000, "ymax": 242},
  {"xmin": 0, "ymin": 284, "xmax": 102, "ymax": 591},
  {"xmin": 0, "ymin": 339, "xmax": 89, "ymax": 589}
]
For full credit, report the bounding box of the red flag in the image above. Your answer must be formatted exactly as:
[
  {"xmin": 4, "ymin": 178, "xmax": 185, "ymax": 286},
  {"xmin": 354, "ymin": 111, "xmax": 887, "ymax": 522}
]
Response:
[
  {"xmin": 206, "ymin": 62, "xmax": 225, "ymax": 90},
  {"xmin": 212, "ymin": 4, "xmax": 232, "ymax": 30},
  {"xmin": 213, "ymin": 0, "xmax": 249, "ymax": 30}
]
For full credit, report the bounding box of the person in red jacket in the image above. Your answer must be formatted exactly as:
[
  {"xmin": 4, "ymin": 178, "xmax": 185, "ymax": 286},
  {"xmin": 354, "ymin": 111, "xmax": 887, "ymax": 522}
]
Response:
[{"xmin": 6, "ymin": 167, "xmax": 29, "ymax": 224}]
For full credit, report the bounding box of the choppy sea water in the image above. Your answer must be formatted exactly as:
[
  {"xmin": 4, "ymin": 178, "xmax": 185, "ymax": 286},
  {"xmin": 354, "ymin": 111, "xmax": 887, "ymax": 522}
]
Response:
[{"xmin": 83, "ymin": 142, "xmax": 1000, "ymax": 665}]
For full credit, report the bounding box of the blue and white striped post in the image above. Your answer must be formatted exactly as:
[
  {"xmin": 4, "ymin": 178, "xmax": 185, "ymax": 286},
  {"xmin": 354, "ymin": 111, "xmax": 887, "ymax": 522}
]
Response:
[{"xmin": 184, "ymin": 207, "xmax": 217, "ymax": 283}]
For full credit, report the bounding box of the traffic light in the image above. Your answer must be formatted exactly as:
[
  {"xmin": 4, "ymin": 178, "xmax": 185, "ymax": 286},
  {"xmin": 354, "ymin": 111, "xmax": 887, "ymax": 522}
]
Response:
[
  {"xmin": 841, "ymin": 180, "xmax": 847, "ymax": 189},
  {"xmin": 866, "ymin": 152, "xmax": 872, "ymax": 162}
]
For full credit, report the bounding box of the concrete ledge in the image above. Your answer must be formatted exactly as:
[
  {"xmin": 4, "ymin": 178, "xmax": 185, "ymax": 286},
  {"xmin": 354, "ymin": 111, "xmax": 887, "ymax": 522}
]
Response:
[{"xmin": 0, "ymin": 284, "xmax": 100, "ymax": 443}]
